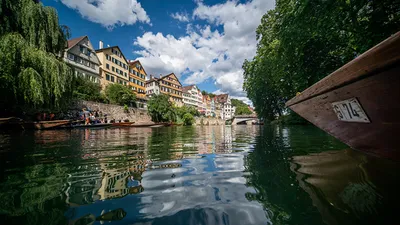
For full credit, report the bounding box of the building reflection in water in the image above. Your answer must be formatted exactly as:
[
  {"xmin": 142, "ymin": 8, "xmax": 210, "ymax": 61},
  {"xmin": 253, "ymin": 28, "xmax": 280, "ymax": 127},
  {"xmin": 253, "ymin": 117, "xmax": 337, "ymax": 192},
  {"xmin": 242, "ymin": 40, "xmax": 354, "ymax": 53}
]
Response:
[
  {"xmin": 1, "ymin": 124, "xmax": 396, "ymax": 225},
  {"xmin": 63, "ymin": 125, "xmax": 261, "ymax": 223}
]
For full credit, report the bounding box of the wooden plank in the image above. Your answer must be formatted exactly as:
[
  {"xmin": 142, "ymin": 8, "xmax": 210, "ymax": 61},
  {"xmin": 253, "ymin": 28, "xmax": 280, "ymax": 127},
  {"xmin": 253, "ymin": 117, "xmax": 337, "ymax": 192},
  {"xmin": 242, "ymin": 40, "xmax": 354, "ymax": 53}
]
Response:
[
  {"xmin": 286, "ymin": 31, "xmax": 400, "ymax": 107},
  {"xmin": 289, "ymin": 66, "xmax": 400, "ymax": 160}
]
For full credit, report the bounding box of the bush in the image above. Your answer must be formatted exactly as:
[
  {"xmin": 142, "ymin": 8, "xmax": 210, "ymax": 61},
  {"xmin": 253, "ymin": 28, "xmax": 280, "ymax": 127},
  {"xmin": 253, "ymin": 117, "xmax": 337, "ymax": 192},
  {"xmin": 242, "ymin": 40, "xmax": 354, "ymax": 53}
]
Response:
[
  {"xmin": 182, "ymin": 113, "xmax": 195, "ymax": 126},
  {"xmin": 105, "ymin": 83, "xmax": 136, "ymax": 106}
]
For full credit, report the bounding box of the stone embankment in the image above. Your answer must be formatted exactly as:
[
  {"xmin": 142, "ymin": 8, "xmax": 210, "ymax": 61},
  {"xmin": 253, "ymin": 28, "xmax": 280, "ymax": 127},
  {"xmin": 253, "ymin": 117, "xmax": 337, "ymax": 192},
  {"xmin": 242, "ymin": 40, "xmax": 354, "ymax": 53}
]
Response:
[
  {"xmin": 69, "ymin": 100, "xmax": 151, "ymax": 123},
  {"xmin": 195, "ymin": 117, "xmax": 226, "ymax": 126}
]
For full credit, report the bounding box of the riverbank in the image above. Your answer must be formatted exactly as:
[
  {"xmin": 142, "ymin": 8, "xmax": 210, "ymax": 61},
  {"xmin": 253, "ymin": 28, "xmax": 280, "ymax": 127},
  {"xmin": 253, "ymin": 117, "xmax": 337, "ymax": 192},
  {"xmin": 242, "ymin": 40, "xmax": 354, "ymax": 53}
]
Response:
[{"xmin": 68, "ymin": 100, "xmax": 151, "ymax": 123}]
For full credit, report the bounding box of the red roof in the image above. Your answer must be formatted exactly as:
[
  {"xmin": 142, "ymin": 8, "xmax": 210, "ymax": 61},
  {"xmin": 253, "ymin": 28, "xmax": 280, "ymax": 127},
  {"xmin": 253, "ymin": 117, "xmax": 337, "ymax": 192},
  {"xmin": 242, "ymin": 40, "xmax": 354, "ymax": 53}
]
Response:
[
  {"xmin": 67, "ymin": 36, "xmax": 86, "ymax": 50},
  {"xmin": 182, "ymin": 85, "xmax": 195, "ymax": 93},
  {"xmin": 215, "ymin": 94, "xmax": 228, "ymax": 103}
]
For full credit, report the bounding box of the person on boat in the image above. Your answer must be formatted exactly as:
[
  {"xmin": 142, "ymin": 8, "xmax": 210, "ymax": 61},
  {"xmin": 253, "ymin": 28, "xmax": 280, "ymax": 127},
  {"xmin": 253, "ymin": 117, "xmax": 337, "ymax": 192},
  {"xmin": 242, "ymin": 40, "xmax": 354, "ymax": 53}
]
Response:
[
  {"xmin": 90, "ymin": 113, "xmax": 96, "ymax": 124},
  {"xmin": 49, "ymin": 113, "xmax": 55, "ymax": 120}
]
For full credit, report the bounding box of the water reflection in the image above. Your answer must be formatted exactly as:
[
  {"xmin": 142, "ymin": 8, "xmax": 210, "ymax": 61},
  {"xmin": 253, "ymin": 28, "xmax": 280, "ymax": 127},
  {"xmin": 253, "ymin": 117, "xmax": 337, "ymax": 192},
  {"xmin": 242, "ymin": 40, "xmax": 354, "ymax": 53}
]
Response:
[
  {"xmin": 0, "ymin": 125, "xmax": 398, "ymax": 225},
  {"xmin": 291, "ymin": 149, "xmax": 398, "ymax": 225}
]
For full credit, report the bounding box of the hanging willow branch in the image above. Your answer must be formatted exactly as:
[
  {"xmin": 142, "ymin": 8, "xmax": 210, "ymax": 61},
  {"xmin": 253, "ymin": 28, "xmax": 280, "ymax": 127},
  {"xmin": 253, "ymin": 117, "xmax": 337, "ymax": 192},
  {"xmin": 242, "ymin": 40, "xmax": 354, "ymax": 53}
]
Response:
[
  {"xmin": 0, "ymin": 0, "xmax": 73, "ymax": 114},
  {"xmin": 0, "ymin": 33, "xmax": 73, "ymax": 109}
]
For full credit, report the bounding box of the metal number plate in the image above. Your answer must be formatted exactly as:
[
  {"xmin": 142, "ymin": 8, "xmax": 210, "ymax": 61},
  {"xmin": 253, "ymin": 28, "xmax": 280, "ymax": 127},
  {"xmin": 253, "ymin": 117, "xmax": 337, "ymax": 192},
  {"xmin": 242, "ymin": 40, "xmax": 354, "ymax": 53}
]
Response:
[{"xmin": 332, "ymin": 98, "xmax": 370, "ymax": 123}]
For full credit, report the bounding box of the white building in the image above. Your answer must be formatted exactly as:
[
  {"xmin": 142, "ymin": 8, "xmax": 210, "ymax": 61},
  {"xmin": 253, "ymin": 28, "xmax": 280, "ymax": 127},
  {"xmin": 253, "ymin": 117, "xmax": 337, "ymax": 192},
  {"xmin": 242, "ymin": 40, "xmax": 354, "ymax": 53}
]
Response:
[
  {"xmin": 182, "ymin": 85, "xmax": 203, "ymax": 111},
  {"xmin": 145, "ymin": 75, "xmax": 160, "ymax": 98},
  {"xmin": 64, "ymin": 36, "xmax": 101, "ymax": 83},
  {"xmin": 215, "ymin": 94, "xmax": 234, "ymax": 120}
]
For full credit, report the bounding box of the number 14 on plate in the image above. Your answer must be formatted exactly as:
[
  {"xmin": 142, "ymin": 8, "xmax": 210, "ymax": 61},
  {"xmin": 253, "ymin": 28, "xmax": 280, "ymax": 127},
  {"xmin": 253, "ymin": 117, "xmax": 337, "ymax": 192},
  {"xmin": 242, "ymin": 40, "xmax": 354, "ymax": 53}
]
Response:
[{"xmin": 332, "ymin": 98, "xmax": 370, "ymax": 123}]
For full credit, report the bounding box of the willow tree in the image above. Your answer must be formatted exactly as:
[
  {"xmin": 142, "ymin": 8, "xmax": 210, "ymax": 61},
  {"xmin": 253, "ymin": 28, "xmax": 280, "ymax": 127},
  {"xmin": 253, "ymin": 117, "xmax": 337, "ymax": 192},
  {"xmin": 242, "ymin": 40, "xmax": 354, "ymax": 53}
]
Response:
[{"xmin": 0, "ymin": 0, "xmax": 73, "ymax": 115}]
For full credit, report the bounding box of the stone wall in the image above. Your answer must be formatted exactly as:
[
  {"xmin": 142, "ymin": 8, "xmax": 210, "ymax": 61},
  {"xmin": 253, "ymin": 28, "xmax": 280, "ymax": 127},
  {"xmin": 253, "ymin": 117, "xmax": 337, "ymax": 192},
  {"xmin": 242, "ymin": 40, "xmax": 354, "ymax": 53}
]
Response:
[
  {"xmin": 70, "ymin": 100, "xmax": 151, "ymax": 122},
  {"xmin": 195, "ymin": 117, "xmax": 226, "ymax": 126}
]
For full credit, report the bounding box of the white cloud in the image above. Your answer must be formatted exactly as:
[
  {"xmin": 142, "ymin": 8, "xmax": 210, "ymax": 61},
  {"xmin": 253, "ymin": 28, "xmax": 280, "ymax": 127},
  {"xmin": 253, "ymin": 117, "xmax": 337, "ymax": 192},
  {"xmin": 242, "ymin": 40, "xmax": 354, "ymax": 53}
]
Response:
[
  {"xmin": 134, "ymin": 0, "xmax": 275, "ymax": 102},
  {"xmin": 170, "ymin": 12, "xmax": 190, "ymax": 22},
  {"xmin": 60, "ymin": 0, "xmax": 151, "ymax": 29}
]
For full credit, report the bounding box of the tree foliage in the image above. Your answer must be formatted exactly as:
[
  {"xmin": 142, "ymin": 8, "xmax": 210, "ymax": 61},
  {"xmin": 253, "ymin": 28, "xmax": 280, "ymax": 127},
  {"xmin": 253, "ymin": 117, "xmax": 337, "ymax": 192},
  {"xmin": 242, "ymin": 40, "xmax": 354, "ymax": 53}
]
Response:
[
  {"xmin": 243, "ymin": 0, "xmax": 400, "ymax": 121},
  {"xmin": 72, "ymin": 76, "xmax": 106, "ymax": 103},
  {"xmin": 201, "ymin": 90, "xmax": 216, "ymax": 98},
  {"xmin": 231, "ymin": 99, "xmax": 252, "ymax": 115},
  {"xmin": 104, "ymin": 83, "xmax": 136, "ymax": 106},
  {"xmin": 182, "ymin": 113, "xmax": 195, "ymax": 126},
  {"xmin": 176, "ymin": 105, "xmax": 200, "ymax": 118},
  {"xmin": 147, "ymin": 94, "xmax": 176, "ymax": 122},
  {"xmin": 0, "ymin": 0, "xmax": 72, "ymax": 115}
]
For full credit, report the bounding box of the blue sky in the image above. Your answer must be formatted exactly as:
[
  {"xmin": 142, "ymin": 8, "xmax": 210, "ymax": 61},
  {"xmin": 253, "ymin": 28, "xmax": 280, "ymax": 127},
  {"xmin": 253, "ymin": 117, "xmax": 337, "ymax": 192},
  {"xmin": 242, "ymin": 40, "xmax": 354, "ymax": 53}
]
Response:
[{"xmin": 43, "ymin": 0, "xmax": 275, "ymax": 103}]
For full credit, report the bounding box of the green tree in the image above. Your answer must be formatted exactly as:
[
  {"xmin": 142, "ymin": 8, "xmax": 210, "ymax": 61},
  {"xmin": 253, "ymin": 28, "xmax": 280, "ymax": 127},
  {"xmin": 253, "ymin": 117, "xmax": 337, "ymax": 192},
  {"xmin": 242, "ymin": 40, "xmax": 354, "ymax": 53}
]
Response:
[
  {"xmin": 0, "ymin": 0, "xmax": 73, "ymax": 116},
  {"xmin": 147, "ymin": 94, "xmax": 176, "ymax": 122},
  {"xmin": 231, "ymin": 99, "xmax": 252, "ymax": 115},
  {"xmin": 176, "ymin": 105, "xmax": 200, "ymax": 118},
  {"xmin": 72, "ymin": 76, "xmax": 106, "ymax": 102},
  {"xmin": 243, "ymin": 0, "xmax": 400, "ymax": 121},
  {"xmin": 104, "ymin": 83, "xmax": 136, "ymax": 106},
  {"xmin": 182, "ymin": 113, "xmax": 195, "ymax": 126}
]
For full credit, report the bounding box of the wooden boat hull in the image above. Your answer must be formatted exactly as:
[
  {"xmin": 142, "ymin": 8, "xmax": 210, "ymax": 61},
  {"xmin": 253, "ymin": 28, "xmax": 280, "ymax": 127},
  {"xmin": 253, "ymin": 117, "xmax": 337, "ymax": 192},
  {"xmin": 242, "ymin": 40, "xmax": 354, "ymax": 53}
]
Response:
[
  {"xmin": 132, "ymin": 123, "xmax": 170, "ymax": 128},
  {"xmin": 286, "ymin": 32, "xmax": 400, "ymax": 161},
  {"xmin": 111, "ymin": 122, "xmax": 135, "ymax": 127},
  {"xmin": 24, "ymin": 120, "xmax": 71, "ymax": 130},
  {"xmin": 73, "ymin": 124, "xmax": 112, "ymax": 129},
  {"xmin": 0, "ymin": 117, "xmax": 23, "ymax": 129}
]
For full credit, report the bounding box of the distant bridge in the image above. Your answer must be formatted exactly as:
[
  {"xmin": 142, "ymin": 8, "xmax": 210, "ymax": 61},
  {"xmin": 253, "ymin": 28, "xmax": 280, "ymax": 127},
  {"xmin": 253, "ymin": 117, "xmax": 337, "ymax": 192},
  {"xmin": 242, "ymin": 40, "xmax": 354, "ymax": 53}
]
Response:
[{"xmin": 228, "ymin": 114, "xmax": 258, "ymax": 125}]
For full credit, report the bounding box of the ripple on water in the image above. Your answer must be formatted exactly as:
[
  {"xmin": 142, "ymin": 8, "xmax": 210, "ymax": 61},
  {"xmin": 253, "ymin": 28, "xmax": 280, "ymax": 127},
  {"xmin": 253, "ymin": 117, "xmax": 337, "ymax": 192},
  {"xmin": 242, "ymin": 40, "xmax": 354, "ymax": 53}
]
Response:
[{"xmin": 0, "ymin": 125, "xmax": 398, "ymax": 225}]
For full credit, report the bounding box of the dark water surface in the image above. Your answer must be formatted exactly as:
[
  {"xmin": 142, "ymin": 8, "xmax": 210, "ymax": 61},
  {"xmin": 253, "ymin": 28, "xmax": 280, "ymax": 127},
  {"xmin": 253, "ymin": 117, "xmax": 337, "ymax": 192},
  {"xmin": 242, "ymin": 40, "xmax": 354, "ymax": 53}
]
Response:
[{"xmin": 0, "ymin": 125, "xmax": 398, "ymax": 225}]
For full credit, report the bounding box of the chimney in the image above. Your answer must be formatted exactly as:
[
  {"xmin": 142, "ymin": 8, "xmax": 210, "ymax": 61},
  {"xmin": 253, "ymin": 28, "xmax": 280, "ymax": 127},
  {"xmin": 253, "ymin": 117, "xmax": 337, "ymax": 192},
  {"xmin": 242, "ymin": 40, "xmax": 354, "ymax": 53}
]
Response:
[
  {"xmin": 150, "ymin": 75, "xmax": 154, "ymax": 80},
  {"xmin": 99, "ymin": 40, "xmax": 103, "ymax": 49}
]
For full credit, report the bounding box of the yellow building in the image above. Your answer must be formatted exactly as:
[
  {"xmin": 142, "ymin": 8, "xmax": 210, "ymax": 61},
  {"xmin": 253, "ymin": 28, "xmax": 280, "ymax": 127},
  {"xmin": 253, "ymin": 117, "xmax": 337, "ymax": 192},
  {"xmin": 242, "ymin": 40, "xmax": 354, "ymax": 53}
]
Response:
[
  {"xmin": 159, "ymin": 73, "xmax": 183, "ymax": 106},
  {"xmin": 95, "ymin": 45, "xmax": 129, "ymax": 89},
  {"xmin": 129, "ymin": 60, "xmax": 147, "ymax": 108}
]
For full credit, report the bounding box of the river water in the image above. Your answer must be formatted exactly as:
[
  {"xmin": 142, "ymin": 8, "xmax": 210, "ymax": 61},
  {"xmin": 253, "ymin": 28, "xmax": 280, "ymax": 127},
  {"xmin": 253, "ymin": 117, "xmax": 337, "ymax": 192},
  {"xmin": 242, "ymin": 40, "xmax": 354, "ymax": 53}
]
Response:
[{"xmin": 0, "ymin": 125, "xmax": 398, "ymax": 225}]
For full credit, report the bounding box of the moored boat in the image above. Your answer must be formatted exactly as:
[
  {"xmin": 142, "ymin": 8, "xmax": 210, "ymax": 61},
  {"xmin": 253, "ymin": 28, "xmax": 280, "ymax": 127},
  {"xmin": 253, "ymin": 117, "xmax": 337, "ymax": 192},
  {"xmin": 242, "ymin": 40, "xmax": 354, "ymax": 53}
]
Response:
[
  {"xmin": 286, "ymin": 32, "xmax": 400, "ymax": 160},
  {"xmin": 131, "ymin": 122, "xmax": 171, "ymax": 128},
  {"xmin": 0, "ymin": 117, "xmax": 23, "ymax": 129},
  {"xmin": 72, "ymin": 123, "xmax": 112, "ymax": 129},
  {"xmin": 24, "ymin": 120, "xmax": 71, "ymax": 130},
  {"xmin": 111, "ymin": 122, "xmax": 135, "ymax": 127}
]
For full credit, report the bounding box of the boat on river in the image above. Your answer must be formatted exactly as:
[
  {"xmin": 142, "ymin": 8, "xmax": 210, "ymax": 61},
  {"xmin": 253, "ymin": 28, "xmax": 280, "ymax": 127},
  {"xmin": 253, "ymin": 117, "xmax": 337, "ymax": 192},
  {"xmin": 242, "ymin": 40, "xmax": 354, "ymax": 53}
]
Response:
[
  {"xmin": 132, "ymin": 122, "xmax": 171, "ymax": 128},
  {"xmin": 72, "ymin": 123, "xmax": 112, "ymax": 129},
  {"xmin": 24, "ymin": 120, "xmax": 71, "ymax": 130},
  {"xmin": 0, "ymin": 117, "xmax": 23, "ymax": 129},
  {"xmin": 111, "ymin": 122, "xmax": 135, "ymax": 127},
  {"xmin": 286, "ymin": 32, "xmax": 400, "ymax": 160}
]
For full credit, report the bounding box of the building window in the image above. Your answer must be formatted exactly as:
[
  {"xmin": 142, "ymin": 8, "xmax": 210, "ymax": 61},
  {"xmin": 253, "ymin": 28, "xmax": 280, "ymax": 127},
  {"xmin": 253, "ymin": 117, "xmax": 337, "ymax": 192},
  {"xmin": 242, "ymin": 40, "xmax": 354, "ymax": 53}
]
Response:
[
  {"xmin": 91, "ymin": 63, "xmax": 95, "ymax": 69},
  {"xmin": 80, "ymin": 46, "xmax": 86, "ymax": 54},
  {"xmin": 111, "ymin": 76, "xmax": 115, "ymax": 82},
  {"xmin": 106, "ymin": 54, "xmax": 110, "ymax": 60},
  {"xmin": 106, "ymin": 64, "xmax": 109, "ymax": 69},
  {"xmin": 124, "ymin": 72, "xmax": 127, "ymax": 77},
  {"xmin": 106, "ymin": 74, "xmax": 110, "ymax": 81},
  {"xmin": 68, "ymin": 53, "xmax": 74, "ymax": 60}
]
